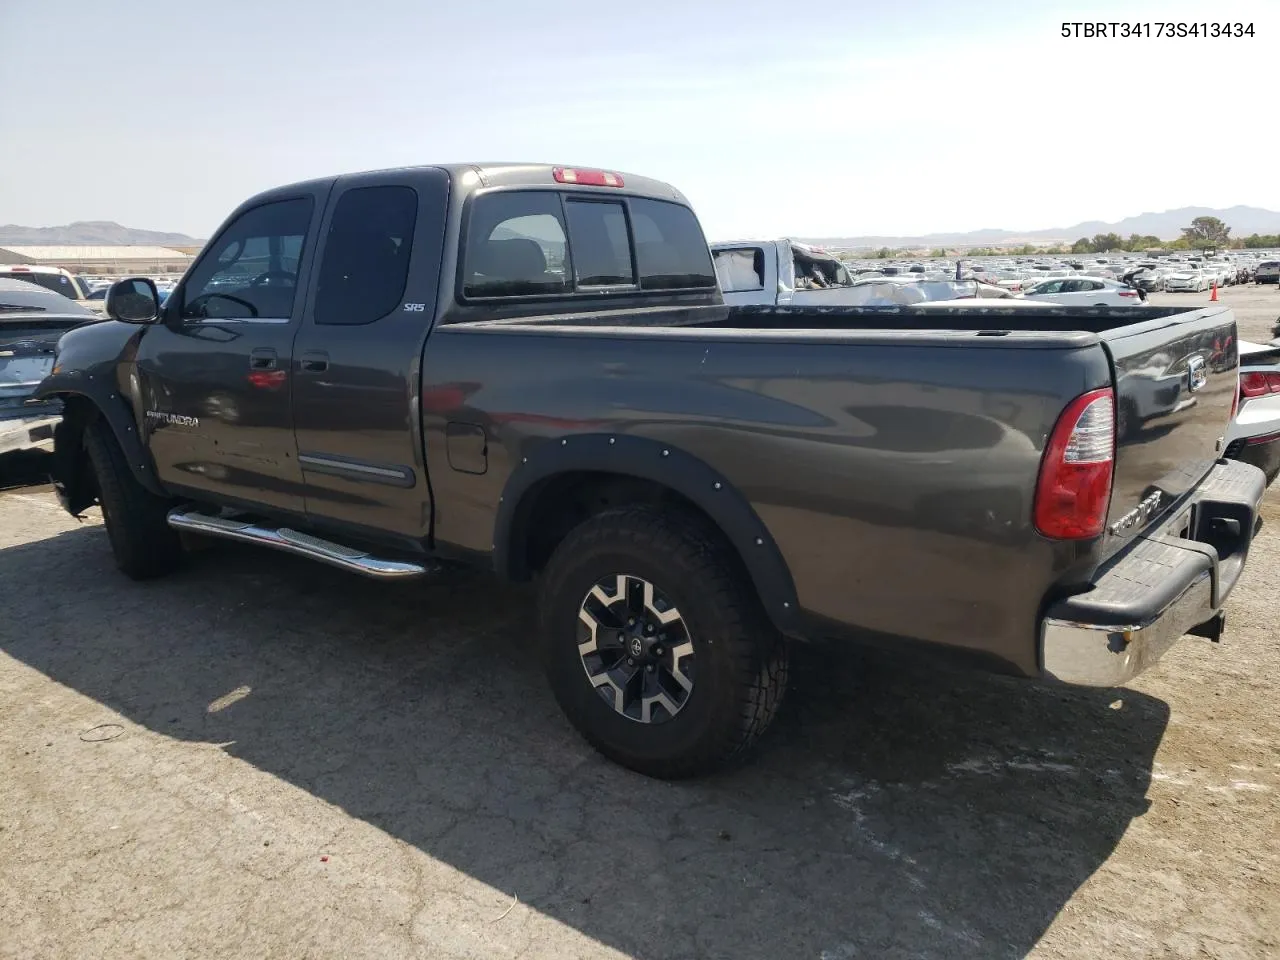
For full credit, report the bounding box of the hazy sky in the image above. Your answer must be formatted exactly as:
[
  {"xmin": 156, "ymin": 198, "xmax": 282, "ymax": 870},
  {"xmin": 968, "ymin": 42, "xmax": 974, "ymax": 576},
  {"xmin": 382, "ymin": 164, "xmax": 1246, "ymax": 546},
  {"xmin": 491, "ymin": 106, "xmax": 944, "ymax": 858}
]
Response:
[{"xmin": 1, "ymin": 0, "xmax": 1274, "ymax": 240}]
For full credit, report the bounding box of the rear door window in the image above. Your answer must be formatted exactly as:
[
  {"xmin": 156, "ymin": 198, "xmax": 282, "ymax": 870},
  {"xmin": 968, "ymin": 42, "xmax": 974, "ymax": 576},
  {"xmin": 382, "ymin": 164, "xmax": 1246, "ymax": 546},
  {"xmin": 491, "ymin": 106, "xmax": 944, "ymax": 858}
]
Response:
[{"xmin": 314, "ymin": 185, "xmax": 418, "ymax": 326}]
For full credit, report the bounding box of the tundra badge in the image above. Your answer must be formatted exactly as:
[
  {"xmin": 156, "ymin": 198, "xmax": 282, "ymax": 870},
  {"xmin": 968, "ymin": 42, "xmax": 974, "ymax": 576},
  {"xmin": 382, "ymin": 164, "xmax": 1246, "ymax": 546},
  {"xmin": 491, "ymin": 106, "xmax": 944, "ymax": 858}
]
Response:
[
  {"xmin": 1187, "ymin": 355, "xmax": 1207, "ymax": 392},
  {"xmin": 145, "ymin": 410, "xmax": 199, "ymax": 428},
  {"xmin": 1109, "ymin": 489, "xmax": 1164, "ymax": 535}
]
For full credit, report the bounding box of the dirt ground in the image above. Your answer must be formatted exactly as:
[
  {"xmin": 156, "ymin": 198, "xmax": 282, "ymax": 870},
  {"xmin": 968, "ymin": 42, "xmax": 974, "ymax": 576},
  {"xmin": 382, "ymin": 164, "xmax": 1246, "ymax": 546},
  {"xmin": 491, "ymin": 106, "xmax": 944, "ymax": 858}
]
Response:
[{"xmin": 2, "ymin": 284, "xmax": 1279, "ymax": 960}]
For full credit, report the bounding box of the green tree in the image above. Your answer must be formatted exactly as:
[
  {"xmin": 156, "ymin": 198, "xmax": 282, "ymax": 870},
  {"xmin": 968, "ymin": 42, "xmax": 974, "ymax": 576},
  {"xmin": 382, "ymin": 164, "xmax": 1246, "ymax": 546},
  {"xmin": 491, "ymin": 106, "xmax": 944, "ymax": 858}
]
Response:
[
  {"xmin": 1071, "ymin": 237, "xmax": 1092, "ymax": 254},
  {"xmin": 1126, "ymin": 234, "xmax": 1162, "ymax": 251},
  {"xmin": 929, "ymin": 248, "xmax": 948, "ymax": 258},
  {"xmin": 875, "ymin": 247, "xmax": 893, "ymax": 259},
  {"xmin": 1091, "ymin": 232, "xmax": 1123, "ymax": 252},
  {"xmin": 1243, "ymin": 234, "xmax": 1280, "ymax": 249},
  {"xmin": 1181, "ymin": 216, "xmax": 1231, "ymax": 248}
]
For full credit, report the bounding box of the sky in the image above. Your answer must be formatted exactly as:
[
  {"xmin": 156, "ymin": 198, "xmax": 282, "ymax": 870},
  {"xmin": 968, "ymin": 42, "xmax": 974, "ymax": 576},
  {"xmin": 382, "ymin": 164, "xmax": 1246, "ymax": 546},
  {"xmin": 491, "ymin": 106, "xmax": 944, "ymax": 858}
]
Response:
[{"xmin": 1, "ymin": 0, "xmax": 1276, "ymax": 241}]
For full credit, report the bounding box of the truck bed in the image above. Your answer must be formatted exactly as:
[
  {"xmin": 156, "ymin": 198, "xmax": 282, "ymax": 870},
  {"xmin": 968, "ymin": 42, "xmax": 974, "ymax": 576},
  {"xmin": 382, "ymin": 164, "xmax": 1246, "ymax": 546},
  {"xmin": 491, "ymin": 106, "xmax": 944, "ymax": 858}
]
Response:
[{"xmin": 431, "ymin": 301, "xmax": 1237, "ymax": 673}]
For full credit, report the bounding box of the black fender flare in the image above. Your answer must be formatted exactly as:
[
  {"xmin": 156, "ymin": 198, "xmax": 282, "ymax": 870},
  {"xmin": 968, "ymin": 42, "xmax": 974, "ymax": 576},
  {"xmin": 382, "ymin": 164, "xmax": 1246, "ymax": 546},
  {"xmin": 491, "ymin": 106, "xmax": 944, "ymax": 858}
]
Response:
[
  {"xmin": 37, "ymin": 374, "xmax": 167, "ymax": 501},
  {"xmin": 492, "ymin": 433, "xmax": 802, "ymax": 635}
]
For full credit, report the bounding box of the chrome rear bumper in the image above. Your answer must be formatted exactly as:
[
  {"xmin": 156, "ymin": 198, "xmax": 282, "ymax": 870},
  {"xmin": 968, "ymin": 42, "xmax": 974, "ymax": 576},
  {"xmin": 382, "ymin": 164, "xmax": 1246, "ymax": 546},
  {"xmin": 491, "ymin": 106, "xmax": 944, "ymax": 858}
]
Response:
[{"xmin": 1040, "ymin": 459, "xmax": 1265, "ymax": 687}]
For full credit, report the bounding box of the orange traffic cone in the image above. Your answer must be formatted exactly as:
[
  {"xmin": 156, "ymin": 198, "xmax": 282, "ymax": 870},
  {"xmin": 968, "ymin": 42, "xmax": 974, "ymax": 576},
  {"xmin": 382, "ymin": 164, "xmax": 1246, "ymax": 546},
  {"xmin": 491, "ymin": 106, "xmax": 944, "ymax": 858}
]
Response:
[{"xmin": 1210, "ymin": 282, "xmax": 1218, "ymax": 301}]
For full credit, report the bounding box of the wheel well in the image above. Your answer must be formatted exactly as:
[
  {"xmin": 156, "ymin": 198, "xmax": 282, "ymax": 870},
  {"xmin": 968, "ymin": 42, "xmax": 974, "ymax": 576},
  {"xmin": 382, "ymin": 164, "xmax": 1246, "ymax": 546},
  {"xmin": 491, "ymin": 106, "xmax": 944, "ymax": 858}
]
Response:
[
  {"xmin": 514, "ymin": 471, "xmax": 746, "ymax": 583},
  {"xmin": 50, "ymin": 395, "xmax": 99, "ymax": 514}
]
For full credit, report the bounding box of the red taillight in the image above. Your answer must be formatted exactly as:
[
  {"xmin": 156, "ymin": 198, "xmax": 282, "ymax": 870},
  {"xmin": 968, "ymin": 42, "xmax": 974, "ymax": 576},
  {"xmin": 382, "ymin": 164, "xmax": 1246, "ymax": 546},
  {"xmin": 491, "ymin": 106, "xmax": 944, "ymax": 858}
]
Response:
[
  {"xmin": 1034, "ymin": 387, "xmax": 1115, "ymax": 540},
  {"xmin": 1119, "ymin": 290, "xmax": 1139, "ymax": 298},
  {"xmin": 552, "ymin": 167, "xmax": 624, "ymax": 187},
  {"xmin": 1240, "ymin": 371, "xmax": 1280, "ymax": 398}
]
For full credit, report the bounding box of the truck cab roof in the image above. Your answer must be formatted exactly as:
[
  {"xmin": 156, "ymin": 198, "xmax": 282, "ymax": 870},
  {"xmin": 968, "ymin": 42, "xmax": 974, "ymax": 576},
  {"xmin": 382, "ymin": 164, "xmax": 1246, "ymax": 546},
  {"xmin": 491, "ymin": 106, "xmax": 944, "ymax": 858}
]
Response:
[{"xmin": 236, "ymin": 163, "xmax": 693, "ymax": 210}]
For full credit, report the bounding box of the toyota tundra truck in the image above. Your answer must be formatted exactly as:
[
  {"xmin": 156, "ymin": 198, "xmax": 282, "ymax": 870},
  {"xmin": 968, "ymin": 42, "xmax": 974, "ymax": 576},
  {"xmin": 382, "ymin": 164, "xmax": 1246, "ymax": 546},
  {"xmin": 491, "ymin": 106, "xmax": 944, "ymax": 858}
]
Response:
[{"xmin": 34, "ymin": 162, "xmax": 1266, "ymax": 778}]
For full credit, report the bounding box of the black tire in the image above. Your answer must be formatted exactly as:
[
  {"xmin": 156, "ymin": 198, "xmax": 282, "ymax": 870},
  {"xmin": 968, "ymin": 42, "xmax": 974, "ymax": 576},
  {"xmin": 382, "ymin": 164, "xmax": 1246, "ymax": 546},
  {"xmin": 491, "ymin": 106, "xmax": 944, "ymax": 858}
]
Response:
[
  {"xmin": 537, "ymin": 504, "xmax": 788, "ymax": 779},
  {"xmin": 84, "ymin": 419, "xmax": 182, "ymax": 580}
]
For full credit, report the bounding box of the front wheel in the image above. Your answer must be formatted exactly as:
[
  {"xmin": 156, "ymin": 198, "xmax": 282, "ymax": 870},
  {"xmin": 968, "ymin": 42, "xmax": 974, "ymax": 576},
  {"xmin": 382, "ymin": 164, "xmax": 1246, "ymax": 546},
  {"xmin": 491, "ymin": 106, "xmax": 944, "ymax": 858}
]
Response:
[
  {"xmin": 537, "ymin": 504, "xmax": 788, "ymax": 779},
  {"xmin": 84, "ymin": 419, "xmax": 183, "ymax": 580}
]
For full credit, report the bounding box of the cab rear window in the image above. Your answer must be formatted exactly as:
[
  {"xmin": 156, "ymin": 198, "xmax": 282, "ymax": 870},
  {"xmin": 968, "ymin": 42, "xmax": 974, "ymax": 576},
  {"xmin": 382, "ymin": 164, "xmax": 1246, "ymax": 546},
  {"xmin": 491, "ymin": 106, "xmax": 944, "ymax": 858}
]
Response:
[{"xmin": 462, "ymin": 191, "xmax": 714, "ymax": 300}]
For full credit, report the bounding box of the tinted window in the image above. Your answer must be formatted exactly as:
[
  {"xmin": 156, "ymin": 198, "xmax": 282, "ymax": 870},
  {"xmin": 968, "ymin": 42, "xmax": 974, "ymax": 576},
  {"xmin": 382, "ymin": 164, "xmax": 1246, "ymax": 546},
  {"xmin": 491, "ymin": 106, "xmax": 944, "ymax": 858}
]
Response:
[
  {"xmin": 631, "ymin": 200, "xmax": 714, "ymax": 290},
  {"xmin": 314, "ymin": 185, "xmax": 418, "ymax": 326},
  {"xmin": 713, "ymin": 248, "xmax": 765, "ymax": 292},
  {"xmin": 565, "ymin": 200, "xmax": 634, "ymax": 287},
  {"xmin": 0, "ymin": 272, "xmax": 77, "ymax": 298},
  {"xmin": 463, "ymin": 192, "xmax": 569, "ymax": 298},
  {"xmin": 181, "ymin": 197, "xmax": 313, "ymax": 320}
]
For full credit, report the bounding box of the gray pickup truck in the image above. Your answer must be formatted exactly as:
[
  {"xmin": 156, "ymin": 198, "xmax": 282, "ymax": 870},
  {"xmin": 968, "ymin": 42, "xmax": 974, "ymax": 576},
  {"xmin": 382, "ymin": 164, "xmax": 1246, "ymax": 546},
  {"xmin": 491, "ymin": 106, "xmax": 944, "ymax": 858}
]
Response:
[{"xmin": 34, "ymin": 162, "xmax": 1265, "ymax": 778}]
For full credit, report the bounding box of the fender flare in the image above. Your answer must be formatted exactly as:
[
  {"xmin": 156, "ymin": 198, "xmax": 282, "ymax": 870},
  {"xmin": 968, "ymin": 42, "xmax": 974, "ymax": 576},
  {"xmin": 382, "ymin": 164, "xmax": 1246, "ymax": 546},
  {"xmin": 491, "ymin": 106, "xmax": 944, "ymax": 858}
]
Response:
[
  {"xmin": 38, "ymin": 374, "xmax": 167, "ymax": 500},
  {"xmin": 492, "ymin": 433, "xmax": 802, "ymax": 635}
]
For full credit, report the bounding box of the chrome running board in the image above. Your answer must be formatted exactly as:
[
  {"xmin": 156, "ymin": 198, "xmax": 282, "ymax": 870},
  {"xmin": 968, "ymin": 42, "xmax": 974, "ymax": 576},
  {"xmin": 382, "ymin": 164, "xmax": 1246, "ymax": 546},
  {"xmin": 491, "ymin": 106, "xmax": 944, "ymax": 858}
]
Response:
[{"xmin": 166, "ymin": 507, "xmax": 433, "ymax": 580}]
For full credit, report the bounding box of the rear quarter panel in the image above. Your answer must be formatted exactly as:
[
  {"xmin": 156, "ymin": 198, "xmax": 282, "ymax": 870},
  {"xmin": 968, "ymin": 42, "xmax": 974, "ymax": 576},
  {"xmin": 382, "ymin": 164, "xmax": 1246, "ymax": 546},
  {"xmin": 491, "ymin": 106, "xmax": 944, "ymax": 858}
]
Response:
[{"xmin": 421, "ymin": 325, "xmax": 1113, "ymax": 676}]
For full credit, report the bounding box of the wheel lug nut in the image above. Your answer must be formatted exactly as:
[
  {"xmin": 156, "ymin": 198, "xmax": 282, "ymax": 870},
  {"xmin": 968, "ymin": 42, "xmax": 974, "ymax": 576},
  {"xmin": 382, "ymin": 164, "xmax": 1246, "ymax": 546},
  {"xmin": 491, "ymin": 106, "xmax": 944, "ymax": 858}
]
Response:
[
  {"xmin": 654, "ymin": 646, "xmax": 664, "ymax": 656},
  {"xmin": 646, "ymin": 665, "xmax": 654, "ymax": 672},
  {"xmin": 627, "ymin": 657, "xmax": 635, "ymax": 665}
]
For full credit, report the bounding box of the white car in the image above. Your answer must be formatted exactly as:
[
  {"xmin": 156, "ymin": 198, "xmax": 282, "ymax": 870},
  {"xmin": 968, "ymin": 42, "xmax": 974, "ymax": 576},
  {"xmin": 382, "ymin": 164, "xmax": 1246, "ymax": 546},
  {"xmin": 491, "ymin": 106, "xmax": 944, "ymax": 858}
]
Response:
[
  {"xmin": 1225, "ymin": 340, "xmax": 1280, "ymax": 485},
  {"xmin": 1019, "ymin": 276, "xmax": 1142, "ymax": 306},
  {"xmin": 1165, "ymin": 271, "xmax": 1209, "ymax": 293}
]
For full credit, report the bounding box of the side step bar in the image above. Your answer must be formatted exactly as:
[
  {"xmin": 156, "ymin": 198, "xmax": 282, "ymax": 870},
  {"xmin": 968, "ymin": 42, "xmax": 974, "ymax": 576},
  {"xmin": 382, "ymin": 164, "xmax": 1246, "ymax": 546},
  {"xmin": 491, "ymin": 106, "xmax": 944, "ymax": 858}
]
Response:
[{"xmin": 166, "ymin": 508, "xmax": 432, "ymax": 580}]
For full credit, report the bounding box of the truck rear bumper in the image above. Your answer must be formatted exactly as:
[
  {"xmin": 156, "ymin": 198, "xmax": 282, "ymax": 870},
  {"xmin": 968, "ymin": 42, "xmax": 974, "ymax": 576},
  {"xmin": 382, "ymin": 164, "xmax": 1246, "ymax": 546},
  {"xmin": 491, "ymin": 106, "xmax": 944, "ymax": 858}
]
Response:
[{"xmin": 1040, "ymin": 458, "xmax": 1266, "ymax": 687}]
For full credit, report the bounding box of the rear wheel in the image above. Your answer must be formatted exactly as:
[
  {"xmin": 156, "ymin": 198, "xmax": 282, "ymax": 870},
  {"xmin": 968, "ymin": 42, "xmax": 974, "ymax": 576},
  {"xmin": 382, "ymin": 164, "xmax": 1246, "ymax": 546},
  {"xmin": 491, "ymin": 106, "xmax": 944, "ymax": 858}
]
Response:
[
  {"xmin": 537, "ymin": 504, "xmax": 788, "ymax": 779},
  {"xmin": 84, "ymin": 419, "xmax": 182, "ymax": 580}
]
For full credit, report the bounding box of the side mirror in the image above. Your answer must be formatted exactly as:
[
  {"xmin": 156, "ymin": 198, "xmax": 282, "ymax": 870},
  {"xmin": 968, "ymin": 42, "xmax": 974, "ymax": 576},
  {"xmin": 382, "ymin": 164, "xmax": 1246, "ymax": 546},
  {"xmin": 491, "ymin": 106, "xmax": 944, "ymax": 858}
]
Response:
[{"xmin": 105, "ymin": 278, "xmax": 161, "ymax": 324}]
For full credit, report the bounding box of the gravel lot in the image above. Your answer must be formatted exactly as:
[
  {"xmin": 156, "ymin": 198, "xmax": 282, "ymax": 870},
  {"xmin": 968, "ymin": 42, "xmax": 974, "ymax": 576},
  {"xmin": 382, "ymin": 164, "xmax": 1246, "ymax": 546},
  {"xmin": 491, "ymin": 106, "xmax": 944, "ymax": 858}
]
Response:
[{"xmin": 2, "ymin": 285, "xmax": 1279, "ymax": 960}]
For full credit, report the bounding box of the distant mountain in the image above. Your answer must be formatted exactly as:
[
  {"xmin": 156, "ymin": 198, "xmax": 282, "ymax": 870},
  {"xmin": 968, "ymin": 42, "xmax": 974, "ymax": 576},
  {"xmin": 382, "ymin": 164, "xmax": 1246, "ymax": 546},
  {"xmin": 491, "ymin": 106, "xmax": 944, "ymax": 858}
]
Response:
[
  {"xmin": 0, "ymin": 221, "xmax": 202, "ymax": 246},
  {"xmin": 800, "ymin": 206, "xmax": 1280, "ymax": 251}
]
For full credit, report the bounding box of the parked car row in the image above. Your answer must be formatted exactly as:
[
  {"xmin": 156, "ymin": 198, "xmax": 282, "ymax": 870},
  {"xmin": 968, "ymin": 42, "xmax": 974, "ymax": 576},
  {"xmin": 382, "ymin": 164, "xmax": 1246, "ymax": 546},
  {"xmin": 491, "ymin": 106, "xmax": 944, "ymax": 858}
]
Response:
[{"xmin": 836, "ymin": 251, "xmax": 1280, "ymax": 294}]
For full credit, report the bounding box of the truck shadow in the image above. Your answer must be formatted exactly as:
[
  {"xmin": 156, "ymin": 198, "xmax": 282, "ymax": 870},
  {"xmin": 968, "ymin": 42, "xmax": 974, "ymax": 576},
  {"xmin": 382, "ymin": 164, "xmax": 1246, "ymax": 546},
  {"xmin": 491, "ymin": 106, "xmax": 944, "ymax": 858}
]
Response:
[{"xmin": 0, "ymin": 524, "xmax": 1168, "ymax": 960}]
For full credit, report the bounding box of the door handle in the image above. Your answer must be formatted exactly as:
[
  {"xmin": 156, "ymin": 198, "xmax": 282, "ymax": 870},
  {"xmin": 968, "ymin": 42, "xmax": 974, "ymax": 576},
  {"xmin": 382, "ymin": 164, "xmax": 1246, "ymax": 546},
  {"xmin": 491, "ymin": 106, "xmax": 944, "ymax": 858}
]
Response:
[
  {"xmin": 299, "ymin": 351, "xmax": 329, "ymax": 373},
  {"xmin": 249, "ymin": 347, "xmax": 277, "ymax": 370}
]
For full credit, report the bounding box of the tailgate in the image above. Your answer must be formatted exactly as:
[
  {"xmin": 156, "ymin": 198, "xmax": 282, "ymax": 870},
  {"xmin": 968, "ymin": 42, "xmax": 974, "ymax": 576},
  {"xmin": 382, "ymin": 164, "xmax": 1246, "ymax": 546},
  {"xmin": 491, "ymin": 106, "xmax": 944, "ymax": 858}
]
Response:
[{"xmin": 1102, "ymin": 305, "xmax": 1238, "ymax": 553}]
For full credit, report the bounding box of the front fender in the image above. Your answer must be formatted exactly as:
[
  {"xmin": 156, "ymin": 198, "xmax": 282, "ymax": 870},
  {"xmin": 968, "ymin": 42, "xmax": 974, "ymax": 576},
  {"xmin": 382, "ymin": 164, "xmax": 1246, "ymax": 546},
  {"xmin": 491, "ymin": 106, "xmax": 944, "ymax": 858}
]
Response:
[
  {"xmin": 492, "ymin": 433, "xmax": 802, "ymax": 636},
  {"xmin": 35, "ymin": 320, "xmax": 166, "ymax": 500}
]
